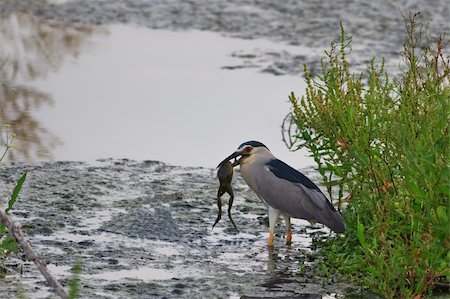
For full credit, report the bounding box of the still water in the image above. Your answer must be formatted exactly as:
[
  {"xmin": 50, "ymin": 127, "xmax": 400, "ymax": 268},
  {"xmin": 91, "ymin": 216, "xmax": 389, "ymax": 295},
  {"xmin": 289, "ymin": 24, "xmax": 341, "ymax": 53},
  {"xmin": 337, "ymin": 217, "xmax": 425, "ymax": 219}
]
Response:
[
  {"xmin": 1, "ymin": 13, "xmax": 313, "ymax": 168},
  {"xmin": 2, "ymin": 0, "xmax": 449, "ymax": 167}
]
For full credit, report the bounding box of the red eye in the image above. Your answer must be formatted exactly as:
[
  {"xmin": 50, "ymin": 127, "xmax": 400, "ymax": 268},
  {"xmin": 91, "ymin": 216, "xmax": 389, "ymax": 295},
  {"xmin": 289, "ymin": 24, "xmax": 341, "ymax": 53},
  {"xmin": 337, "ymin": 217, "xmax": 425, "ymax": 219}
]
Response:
[{"xmin": 245, "ymin": 146, "xmax": 252, "ymax": 153}]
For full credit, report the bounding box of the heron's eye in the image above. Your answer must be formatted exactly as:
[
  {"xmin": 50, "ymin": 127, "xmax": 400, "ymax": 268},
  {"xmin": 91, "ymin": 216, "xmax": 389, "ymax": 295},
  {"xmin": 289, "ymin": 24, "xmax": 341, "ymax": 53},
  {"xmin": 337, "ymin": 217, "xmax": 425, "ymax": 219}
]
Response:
[{"xmin": 245, "ymin": 146, "xmax": 252, "ymax": 153}]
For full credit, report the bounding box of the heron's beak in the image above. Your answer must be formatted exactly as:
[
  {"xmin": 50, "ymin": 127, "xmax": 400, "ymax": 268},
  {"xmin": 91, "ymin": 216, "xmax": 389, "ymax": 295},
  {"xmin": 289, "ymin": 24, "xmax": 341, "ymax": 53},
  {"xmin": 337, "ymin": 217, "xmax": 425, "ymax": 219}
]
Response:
[{"xmin": 218, "ymin": 151, "xmax": 242, "ymax": 168}]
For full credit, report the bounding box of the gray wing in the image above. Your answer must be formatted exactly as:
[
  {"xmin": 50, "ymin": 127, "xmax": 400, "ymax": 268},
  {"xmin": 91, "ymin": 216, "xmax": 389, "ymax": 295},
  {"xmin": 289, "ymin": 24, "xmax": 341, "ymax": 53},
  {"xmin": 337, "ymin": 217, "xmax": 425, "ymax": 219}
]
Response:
[{"xmin": 253, "ymin": 159, "xmax": 345, "ymax": 233}]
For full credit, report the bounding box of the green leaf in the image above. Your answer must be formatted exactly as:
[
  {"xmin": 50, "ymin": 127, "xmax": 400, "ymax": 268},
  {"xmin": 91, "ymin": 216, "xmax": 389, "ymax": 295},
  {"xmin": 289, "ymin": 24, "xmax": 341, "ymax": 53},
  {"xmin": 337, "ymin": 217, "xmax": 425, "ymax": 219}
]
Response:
[
  {"xmin": 437, "ymin": 182, "xmax": 450, "ymax": 196},
  {"xmin": 5, "ymin": 172, "xmax": 27, "ymax": 214},
  {"xmin": 420, "ymin": 153, "xmax": 436, "ymax": 169},
  {"xmin": 404, "ymin": 176, "xmax": 425, "ymax": 199},
  {"xmin": 0, "ymin": 236, "xmax": 18, "ymax": 252},
  {"xmin": 350, "ymin": 149, "xmax": 369, "ymax": 166},
  {"xmin": 347, "ymin": 106, "xmax": 355, "ymax": 122},
  {"xmin": 0, "ymin": 224, "xmax": 6, "ymax": 236},
  {"xmin": 365, "ymin": 266, "xmax": 381, "ymax": 278},
  {"xmin": 357, "ymin": 217, "xmax": 367, "ymax": 248},
  {"xmin": 436, "ymin": 206, "xmax": 448, "ymax": 223}
]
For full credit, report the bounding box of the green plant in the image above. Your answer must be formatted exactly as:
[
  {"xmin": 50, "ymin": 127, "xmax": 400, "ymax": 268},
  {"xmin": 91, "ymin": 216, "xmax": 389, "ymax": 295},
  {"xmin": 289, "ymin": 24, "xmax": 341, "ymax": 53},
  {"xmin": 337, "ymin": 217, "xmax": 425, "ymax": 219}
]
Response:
[
  {"xmin": 0, "ymin": 124, "xmax": 16, "ymax": 162},
  {"xmin": 68, "ymin": 257, "xmax": 82, "ymax": 299},
  {"xmin": 0, "ymin": 125, "xmax": 26, "ymax": 267},
  {"xmin": 285, "ymin": 13, "xmax": 449, "ymax": 298},
  {"xmin": 0, "ymin": 125, "xmax": 71, "ymax": 298}
]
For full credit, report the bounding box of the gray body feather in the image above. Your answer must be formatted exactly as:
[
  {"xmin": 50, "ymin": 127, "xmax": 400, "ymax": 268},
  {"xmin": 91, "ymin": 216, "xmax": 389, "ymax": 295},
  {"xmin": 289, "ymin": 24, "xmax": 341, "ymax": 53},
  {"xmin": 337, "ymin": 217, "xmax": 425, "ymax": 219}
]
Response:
[{"xmin": 240, "ymin": 157, "xmax": 345, "ymax": 233}]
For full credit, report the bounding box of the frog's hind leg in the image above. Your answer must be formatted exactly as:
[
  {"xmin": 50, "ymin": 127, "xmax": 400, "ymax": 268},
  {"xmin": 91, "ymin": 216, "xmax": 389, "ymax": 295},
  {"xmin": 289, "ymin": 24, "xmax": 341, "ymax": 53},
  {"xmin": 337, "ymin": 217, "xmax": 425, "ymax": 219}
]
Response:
[
  {"xmin": 226, "ymin": 187, "xmax": 238, "ymax": 231},
  {"xmin": 212, "ymin": 188, "xmax": 225, "ymax": 228}
]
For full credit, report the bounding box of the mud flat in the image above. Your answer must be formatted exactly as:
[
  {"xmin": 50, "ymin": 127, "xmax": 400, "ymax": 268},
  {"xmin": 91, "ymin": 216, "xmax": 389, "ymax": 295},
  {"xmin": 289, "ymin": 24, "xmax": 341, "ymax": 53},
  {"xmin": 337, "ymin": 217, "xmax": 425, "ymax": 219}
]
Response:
[
  {"xmin": 1, "ymin": 0, "xmax": 449, "ymax": 76},
  {"xmin": 0, "ymin": 159, "xmax": 369, "ymax": 298}
]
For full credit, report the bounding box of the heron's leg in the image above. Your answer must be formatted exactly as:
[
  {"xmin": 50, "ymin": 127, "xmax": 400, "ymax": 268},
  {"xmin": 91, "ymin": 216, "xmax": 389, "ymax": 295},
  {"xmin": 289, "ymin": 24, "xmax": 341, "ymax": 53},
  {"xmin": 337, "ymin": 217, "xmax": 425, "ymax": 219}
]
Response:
[
  {"xmin": 283, "ymin": 214, "xmax": 292, "ymax": 245},
  {"xmin": 268, "ymin": 206, "xmax": 280, "ymax": 247}
]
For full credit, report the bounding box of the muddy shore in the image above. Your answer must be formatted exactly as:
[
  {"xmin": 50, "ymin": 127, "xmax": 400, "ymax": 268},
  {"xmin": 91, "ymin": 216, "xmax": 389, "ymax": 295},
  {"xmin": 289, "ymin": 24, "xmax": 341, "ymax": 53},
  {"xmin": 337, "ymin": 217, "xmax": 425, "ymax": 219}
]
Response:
[{"xmin": 0, "ymin": 159, "xmax": 367, "ymax": 298}]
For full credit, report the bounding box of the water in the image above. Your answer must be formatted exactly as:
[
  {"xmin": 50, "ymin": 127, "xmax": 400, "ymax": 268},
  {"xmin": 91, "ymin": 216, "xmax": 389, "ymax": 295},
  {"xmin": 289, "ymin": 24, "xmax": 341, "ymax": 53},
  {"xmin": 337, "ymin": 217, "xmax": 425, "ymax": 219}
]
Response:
[
  {"xmin": 29, "ymin": 24, "xmax": 314, "ymax": 168},
  {"xmin": 1, "ymin": 0, "xmax": 448, "ymax": 167},
  {"xmin": 1, "ymin": 12, "xmax": 314, "ymax": 168}
]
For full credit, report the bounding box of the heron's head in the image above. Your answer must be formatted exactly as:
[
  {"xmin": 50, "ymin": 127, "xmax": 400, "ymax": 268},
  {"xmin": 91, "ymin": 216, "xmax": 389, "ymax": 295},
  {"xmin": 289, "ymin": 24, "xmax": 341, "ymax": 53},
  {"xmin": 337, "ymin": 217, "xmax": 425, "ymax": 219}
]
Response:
[{"xmin": 218, "ymin": 141, "xmax": 271, "ymax": 168}]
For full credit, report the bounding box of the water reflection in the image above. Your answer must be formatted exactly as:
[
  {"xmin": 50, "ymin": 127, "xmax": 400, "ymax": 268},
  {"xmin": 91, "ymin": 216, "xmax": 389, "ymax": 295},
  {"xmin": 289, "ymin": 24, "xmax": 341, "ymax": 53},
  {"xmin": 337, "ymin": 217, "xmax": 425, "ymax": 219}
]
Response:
[
  {"xmin": 263, "ymin": 245, "xmax": 323, "ymax": 298},
  {"xmin": 0, "ymin": 13, "xmax": 99, "ymax": 160},
  {"xmin": 266, "ymin": 245, "xmax": 299, "ymax": 280}
]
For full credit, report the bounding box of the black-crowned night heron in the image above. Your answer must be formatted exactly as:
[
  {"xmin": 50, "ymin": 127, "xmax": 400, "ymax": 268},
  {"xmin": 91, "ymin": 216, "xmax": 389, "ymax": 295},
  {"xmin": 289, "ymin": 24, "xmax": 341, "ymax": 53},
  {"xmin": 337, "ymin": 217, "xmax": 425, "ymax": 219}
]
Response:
[{"xmin": 219, "ymin": 141, "xmax": 345, "ymax": 246}]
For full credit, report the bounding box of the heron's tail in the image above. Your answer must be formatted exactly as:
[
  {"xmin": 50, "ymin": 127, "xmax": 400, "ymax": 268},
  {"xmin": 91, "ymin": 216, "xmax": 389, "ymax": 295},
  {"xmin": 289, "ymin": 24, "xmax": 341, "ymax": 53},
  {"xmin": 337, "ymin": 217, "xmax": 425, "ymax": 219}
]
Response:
[{"xmin": 323, "ymin": 210, "xmax": 345, "ymax": 233}]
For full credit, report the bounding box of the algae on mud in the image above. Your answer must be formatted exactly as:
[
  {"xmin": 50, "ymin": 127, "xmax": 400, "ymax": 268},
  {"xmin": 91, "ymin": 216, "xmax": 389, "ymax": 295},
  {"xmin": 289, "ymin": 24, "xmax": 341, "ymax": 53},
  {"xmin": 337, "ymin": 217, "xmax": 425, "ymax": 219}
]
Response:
[
  {"xmin": 0, "ymin": 159, "xmax": 361, "ymax": 298},
  {"xmin": 1, "ymin": 0, "xmax": 449, "ymax": 77}
]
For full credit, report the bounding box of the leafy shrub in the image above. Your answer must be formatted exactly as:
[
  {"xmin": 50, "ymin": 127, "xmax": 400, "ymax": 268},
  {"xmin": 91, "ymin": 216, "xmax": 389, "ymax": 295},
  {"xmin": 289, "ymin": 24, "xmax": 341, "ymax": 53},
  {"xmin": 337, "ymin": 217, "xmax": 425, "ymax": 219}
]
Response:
[{"xmin": 285, "ymin": 13, "xmax": 449, "ymax": 298}]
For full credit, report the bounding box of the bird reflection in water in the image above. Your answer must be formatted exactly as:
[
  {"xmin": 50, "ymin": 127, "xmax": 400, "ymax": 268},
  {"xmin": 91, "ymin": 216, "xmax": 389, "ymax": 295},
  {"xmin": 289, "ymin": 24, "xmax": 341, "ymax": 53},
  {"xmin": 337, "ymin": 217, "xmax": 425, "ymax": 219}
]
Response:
[
  {"xmin": 0, "ymin": 12, "xmax": 100, "ymax": 161},
  {"xmin": 259, "ymin": 246, "xmax": 322, "ymax": 299}
]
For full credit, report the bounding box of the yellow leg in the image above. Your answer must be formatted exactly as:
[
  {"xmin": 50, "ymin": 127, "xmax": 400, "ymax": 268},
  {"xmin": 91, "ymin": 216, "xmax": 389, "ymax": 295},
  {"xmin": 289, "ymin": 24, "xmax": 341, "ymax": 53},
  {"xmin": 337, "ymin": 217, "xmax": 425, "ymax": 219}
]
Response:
[
  {"xmin": 268, "ymin": 206, "xmax": 280, "ymax": 247},
  {"xmin": 268, "ymin": 232, "xmax": 275, "ymax": 247},
  {"xmin": 286, "ymin": 230, "xmax": 292, "ymax": 244},
  {"xmin": 283, "ymin": 215, "xmax": 292, "ymax": 245}
]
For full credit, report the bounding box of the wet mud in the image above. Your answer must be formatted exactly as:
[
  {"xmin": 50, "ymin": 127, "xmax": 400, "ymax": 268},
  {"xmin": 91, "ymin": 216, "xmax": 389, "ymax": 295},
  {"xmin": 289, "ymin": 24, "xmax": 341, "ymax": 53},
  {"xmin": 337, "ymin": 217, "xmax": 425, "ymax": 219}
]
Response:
[
  {"xmin": 1, "ymin": 0, "xmax": 449, "ymax": 76},
  {"xmin": 0, "ymin": 160, "xmax": 365, "ymax": 298}
]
